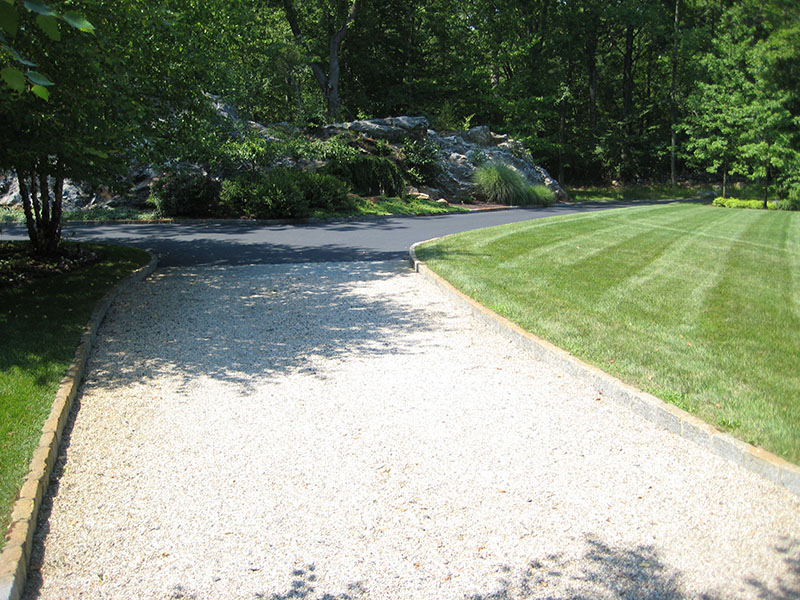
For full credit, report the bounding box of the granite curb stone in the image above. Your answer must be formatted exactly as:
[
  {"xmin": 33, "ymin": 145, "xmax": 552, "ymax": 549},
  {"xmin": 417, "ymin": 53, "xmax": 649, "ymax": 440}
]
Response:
[
  {"xmin": 409, "ymin": 240, "xmax": 800, "ymax": 498},
  {"xmin": 0, "ymin": 252, "xmax": 158, "ymax": 600}
]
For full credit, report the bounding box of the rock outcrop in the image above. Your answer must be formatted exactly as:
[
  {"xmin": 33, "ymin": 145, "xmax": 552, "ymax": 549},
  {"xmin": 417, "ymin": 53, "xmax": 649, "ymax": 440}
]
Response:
[{"xmin": 322, "ymin": 117, "xmax": 567, "ymax": 202}]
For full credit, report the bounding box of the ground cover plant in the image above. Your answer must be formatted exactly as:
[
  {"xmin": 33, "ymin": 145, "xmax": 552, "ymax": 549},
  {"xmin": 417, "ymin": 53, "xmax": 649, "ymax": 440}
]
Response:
[
  {"xmin": 712, "ymin": 197, "xmax": 778, "ymax": 210},
  {"xmin": 416, "ymin": 203, "xmax": 800, "ymax": 463},
  {"xmin": 0, "ymin": 242, "xmax": 150, "ymax": 548}
]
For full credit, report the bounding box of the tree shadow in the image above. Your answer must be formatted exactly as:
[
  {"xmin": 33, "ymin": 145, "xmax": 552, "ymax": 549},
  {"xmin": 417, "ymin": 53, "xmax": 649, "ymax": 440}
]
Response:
[
  {"xmin": 86, "ymin": 260, "xmax": 445, "ymax": 394},
  {"xmin": 467, "ymin": 534, "xmax": 799, "ymax": 600},
  {"xmin": 133, "ymin": 536, "xmax": 800, "ymax": 600},
  {"xmin": 252, "ymin": 564, "xmax": 367, "ymax": 600},
  {"xmin": 745, "ymin": 536, "xmax": 800, "ymax": 600}
]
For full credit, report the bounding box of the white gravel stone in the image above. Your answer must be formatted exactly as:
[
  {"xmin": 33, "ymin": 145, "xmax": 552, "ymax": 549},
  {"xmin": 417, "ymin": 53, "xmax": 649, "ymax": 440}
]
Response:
[{"xmin": 25, "ymin": 261, "xmax": 800, "ymax": 599}]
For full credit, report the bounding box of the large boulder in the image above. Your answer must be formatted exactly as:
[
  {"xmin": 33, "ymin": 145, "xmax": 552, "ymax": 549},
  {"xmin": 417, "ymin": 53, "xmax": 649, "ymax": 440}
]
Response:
[
  {"xmin": 323, "ymin": 116, "xmax": 429, "ymax": 142},
  {"xmin": 431, "ymin": 125, "xmax": 567, "ymax": 202}
]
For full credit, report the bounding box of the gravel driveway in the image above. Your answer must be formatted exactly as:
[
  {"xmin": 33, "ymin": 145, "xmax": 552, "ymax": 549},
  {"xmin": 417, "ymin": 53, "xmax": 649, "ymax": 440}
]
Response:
[{"xmin": 25, "ymin": 261, "xmax": 800, "ymax": 599}]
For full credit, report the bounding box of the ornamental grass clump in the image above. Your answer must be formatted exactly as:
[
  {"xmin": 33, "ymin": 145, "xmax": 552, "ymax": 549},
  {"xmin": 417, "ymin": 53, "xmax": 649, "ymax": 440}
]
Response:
[
  {"xmin": 473, "ymin": 162, "xmax": 526, "ymax": 205},
  {"xmin": 523, "ymin": 184, "xmax": 556, "ymax": 207}
]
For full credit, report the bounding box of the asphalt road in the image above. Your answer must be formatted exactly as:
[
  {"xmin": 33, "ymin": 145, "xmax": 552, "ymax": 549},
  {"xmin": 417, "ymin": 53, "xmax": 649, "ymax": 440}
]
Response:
[{"xmin": 0, "ymin": 203, "xmax": 637, "ymax": 266}]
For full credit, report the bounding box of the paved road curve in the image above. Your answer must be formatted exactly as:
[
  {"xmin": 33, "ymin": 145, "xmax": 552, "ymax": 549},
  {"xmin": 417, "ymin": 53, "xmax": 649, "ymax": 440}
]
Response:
[{"xmin": 1, "ymin": 204, "xmax": 639, "ymax": 266}]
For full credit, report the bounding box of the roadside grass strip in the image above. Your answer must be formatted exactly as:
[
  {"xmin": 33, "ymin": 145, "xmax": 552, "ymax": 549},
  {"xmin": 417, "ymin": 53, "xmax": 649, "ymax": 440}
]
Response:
[
  {"xmin": 416, "ymin": 204, "xmax": 800, "ymax": 464},
  {"xmin": 0, "ymin": 244, "xmax": 150, "ymax": 549}
]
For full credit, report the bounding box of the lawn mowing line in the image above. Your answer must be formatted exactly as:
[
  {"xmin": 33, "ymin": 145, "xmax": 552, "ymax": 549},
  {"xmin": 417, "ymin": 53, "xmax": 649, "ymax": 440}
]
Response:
[
  {"xmin": 625, "ymin": 217, "xmax": 795, "ymax": 254},
  {"xmin": 490, "ymin": 206, "xmax": 683, "ymax": 272},
  {"xmin": 786, "ymin": 212, "xmax": 800, "ymax": 326},
  {"xmin": 695, "ymin": 214, "xmax": 799, "ymax": 458},
  {"xmin": 597, "ymin": 208, "xmax": 739, "ymax": 316}
]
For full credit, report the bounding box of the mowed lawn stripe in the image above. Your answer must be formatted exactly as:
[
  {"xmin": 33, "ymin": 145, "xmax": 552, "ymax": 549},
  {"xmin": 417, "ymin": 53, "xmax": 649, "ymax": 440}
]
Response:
[
  {"xmin": 697, "ymin": 213, "xmax": 799, "ymax": 449},
  {"xmin": 417, "ymin": 204, "xmax": 800, "ymax": 463}
]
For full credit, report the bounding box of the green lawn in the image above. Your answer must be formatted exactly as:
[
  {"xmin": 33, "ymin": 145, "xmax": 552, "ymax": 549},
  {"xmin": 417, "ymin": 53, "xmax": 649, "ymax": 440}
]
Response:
[
  {"xmin": 417, "ymin": 203, "xmax": 800, "ymax": 463},
  {"xmin": 0, "ymin": 244, "xmax": 149, "ymax": 547}
]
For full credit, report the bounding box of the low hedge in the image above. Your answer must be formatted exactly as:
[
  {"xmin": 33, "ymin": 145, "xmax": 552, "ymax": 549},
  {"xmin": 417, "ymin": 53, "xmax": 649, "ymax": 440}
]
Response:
[{"xmin": 712, "ymin": 197, "xmax": 778, "ymax": 210}]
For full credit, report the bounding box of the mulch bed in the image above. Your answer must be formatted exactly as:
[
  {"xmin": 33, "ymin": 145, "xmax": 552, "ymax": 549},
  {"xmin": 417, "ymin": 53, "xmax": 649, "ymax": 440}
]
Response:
[{"xmin": 0, "ymin": 241, "xmax": 100, "ymax": 289}]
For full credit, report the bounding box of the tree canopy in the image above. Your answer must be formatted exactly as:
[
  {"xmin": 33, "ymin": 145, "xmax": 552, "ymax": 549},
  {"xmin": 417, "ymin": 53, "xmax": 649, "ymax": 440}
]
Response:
[{"xmin": 1, "ymin": 0, "xmax": 798, "ymax": 251}]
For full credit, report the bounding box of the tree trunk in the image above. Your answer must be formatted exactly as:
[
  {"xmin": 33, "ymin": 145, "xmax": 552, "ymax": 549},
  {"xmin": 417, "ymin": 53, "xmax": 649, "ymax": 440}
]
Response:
[
  {"xmin": 670, "ymin": 0, "xmax": 681, "ymax": 185},
  {"xmin": 586, "ymin": 29, "xmax": 598, "ymax": 134},
  {"xmin": 283, "ymin": 0, "xmax": 361, "ymax": 121},
  {"xmin": 722, "ymin": 167, "xmax": 727, "ymax": 198},
  {"xmin": 621, "ymin": 24, "xmax": 635, "ymax": 181},
  {"xmin": 16, "ymin": 158, "xmax": 64, "ymax": 257},
  {"xmin": 558, "ymin": 105, "xmax": 567, "ymax": 184}
]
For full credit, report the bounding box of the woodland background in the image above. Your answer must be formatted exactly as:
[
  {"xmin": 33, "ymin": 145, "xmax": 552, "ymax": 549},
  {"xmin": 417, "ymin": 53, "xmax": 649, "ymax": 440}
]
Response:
[{"xmin": 1, "ymin": 0, "xmax": 798, "ymax": 201}]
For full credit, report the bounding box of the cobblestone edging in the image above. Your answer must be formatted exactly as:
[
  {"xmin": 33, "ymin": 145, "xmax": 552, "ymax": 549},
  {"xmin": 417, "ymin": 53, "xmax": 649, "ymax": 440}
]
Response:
[
  {"xmin": 0, "ymin": 253, "xmax": 158, "ymax": 600},
  {"xmin": 409, "ymin": 241, "xmax": 800, "ymax": 498}
]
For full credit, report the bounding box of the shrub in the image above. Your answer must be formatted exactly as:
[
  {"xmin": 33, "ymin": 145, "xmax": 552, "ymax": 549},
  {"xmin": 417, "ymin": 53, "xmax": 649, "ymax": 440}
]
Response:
[
  {"xmin": 215, "ymin": 135, "xmax": 277, "ymax": 176},
  {"xmin": 711, "ymin": 197, "xmax": 778, "ymax": 210},
  {"xmin": 219, "ymin": 168, "xmax": 351, "ymax": 219},
  {"xmin": 402, "ymin": 139, "xmax": 441, "ymax": 185},
  {"xmin": 322, "ymin": 154, "xmax": 404, "ymax": 196},
  {"xmin": 473, "ymin": 162, "xmax": 528, "ymax": 205},
  {"xmin": 522, "ymin": 184, "xmax": 556, "ymax": 207},
  {"xmin": 778, "ymin": 188, "xmax": 800, "ymax": 211},
  {"xmin": 150, "ymin": 167, "xmax": 221, "ymax": 217},
  {"xmin": 297, "ymin": 171, "xmax": 352, "ymax": 212},
  {"xmin": 220, "ymin": 170, "xmax": 307, "ymax": 219}
]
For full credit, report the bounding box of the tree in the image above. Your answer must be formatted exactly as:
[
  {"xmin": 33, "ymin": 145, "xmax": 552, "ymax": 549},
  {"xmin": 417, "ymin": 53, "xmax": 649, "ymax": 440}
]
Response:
[
  {"xmin": 0, "ymin": 0, "xmax": 94, "ymax": 99},
  {"xmin": 282, "ymin": 0, "xmax": 361, "ymax": 120},
  {"xmin": 683, "ymin": 0, "xmax": 800, "ymax": 200},
  {"xmin": 0, "ymin": 0, "xmax": 235, "ymax": 255}
]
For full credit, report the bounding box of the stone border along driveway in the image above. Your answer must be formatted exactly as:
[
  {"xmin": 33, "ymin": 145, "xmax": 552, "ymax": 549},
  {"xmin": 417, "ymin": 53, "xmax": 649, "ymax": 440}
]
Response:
[
  {"xmin": 409, "ymin": 241, "xmax": 800, "ymax": 497},
  {"xmin": 0, "ymin": 254, "xmax": 159, "ymax": 600}
]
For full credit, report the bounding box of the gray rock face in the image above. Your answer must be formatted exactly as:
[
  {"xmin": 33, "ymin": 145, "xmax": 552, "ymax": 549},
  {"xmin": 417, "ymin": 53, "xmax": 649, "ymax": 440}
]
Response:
[
  {"xmin": 323, "ymin": 116, "xmax": 430, "ymax": 142},
  {"xmin": 433, "ymin": 126, "xmax": 566, "ymax": 201},
  {"xmin": 2, "ymin": 114, "xmax": 566, "ymax": 214}
]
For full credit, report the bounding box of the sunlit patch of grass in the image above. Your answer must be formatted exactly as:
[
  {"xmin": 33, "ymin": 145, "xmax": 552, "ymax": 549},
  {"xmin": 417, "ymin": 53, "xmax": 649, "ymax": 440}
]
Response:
[
  {"xmin": 564, "ymin": 183, "xmax": 770, "ymax": 203},
  {"xmin": 313, "ymin": 196, "xmax": 469, "ymax": 218}
]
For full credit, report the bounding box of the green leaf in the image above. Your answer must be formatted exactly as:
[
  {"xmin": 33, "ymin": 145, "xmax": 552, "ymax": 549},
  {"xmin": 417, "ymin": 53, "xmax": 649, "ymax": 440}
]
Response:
[
  {"xmin": 1, "ymin": 66, "xmax": 25, "ymax": 92},
  {"xmin": 26, "ymin": 70, "xmax": 53, "ymax": 86},
  {"xmin": 22, "ymin": 1, "xmax": 56, "ymax": 16},
  {"xmin": 35, "ymin": 14, "xmax": 60, "ymax": 40},
  {"xmin": 6, "ymin": 44, "xmax": 37, "ymax": 66},
  {"xmin": 1, "ymin": 0, "xmax": 13, "ymax": 5},
  {"xmin": 31, "ymin": 84, "xmax": 49, "ymax": 100},
  {"xmin": 0, "ymin": 2, "xmax": 17, "ymax": 36},
  {"xmin": 62, "ymin": 12, "xmax": 94, "ymax": 33},
  {"xmin": 86, "ymin": 148, "xmax": 109, "ymax": 158}
]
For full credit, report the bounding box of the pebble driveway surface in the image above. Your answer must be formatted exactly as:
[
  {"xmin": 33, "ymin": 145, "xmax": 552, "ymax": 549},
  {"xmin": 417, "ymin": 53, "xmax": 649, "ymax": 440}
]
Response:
[{"xmin": 25, "ymin": 261, "xmax": 800, "ymax": 599}]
